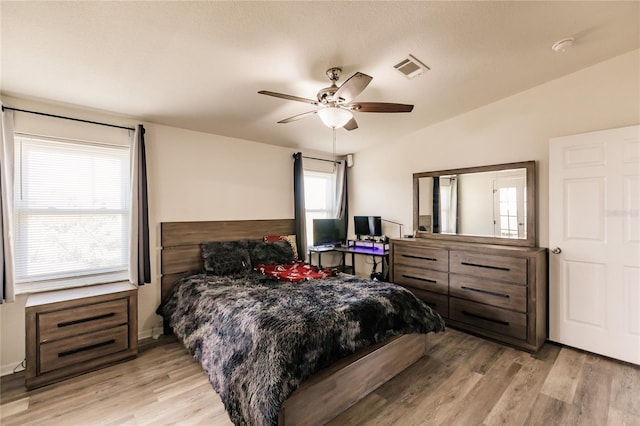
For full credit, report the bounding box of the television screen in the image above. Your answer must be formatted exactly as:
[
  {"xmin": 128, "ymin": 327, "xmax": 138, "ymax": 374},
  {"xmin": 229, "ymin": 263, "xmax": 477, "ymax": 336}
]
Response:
[
  {"xmin": 354, "ymin": 216, "xmax": 370, "ymax": 237},
  {"xmin": 313, "ymin": 219, "xmax": 346, "ymax": 246},
  {"xmin": 354, "ymin": 215, "xmax": 383, "ymax": 238}
]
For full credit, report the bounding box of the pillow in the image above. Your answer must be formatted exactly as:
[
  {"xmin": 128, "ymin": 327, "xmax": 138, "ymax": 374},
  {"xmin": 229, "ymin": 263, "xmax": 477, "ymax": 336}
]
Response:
[
  {"xmin": 201, "ymin": 240, "xmax": 252, "ymax": 275},
  {"xmin": 250, "ymin": 240, "xmax": 296, "ymax": 266},
  {"xmin": 264, "ymin": 234, "xmax": 299, "ymax": 260}
]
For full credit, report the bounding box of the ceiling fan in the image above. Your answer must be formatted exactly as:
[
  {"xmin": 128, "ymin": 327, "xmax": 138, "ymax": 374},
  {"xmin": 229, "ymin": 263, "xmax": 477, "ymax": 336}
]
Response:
[{"xmin": 258, "ymin": 67, "xmax": 413, "ymax": 131}]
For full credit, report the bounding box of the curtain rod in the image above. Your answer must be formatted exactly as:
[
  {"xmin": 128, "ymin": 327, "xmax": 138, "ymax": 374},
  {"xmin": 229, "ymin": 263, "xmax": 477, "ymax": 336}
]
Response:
[
  {"xmin": 1, "ymin": 105, "xmax": 135, "ymax": 131},
  {"xmin": 302, "ymin": 155, "xmax": 340, "ymax": 164}
]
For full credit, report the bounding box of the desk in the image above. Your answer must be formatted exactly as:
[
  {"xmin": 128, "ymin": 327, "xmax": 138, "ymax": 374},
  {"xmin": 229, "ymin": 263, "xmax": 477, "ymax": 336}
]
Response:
[
  {"xmin": 308, "ymin": 244, "xmax": 390, "ymax": 280},
  {"xmin": 308, "ymin": 246, "xmax": 339, "ymax": 270}
]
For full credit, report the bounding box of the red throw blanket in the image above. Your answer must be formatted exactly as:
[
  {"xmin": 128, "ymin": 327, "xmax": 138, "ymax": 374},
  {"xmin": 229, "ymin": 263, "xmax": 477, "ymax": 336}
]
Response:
[{"xmin": 255, "ymin": 262, "xmax": 336, "ymax": 282}]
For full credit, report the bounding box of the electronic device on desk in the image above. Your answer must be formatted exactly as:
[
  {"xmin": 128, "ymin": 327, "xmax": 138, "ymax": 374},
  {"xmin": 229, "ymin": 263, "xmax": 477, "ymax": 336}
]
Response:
[
  {"xmin": 313, "ymin": 218, "xmax": 347, "ymax": 248},
  {"xmin": 354, "ymin": 215, "xmax": 382, "ymax": 241}
]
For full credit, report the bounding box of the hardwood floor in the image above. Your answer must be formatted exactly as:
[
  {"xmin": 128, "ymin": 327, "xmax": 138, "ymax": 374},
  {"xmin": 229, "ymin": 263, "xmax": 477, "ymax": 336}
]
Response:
[{"xmin": 1, "ymin": 329, "xmax": 638, "ymax": 425}]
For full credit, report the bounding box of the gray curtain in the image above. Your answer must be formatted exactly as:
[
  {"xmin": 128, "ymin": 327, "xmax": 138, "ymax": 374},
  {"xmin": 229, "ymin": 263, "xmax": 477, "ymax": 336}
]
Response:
[
  {"xmin": 432, "ymin": 177, "xmax": 440, "ymax": 233},
  {"xmin": 0, "ymin": 108, "xmax": 15, "ymax": 303},
  {"xmin": 129, "ymin": 124, "xmax": 151, "ymax": 285},
  {"xmin": 293, "ymin": 153, "xmax": 307, "ymax": 260},
  {"xmin": 334, "ymin": 160, "xmax": 348, "ymax": 235}
]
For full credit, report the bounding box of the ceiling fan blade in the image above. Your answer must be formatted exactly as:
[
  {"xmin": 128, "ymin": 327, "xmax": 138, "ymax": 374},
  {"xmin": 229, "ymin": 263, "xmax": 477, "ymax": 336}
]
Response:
[
  {"xmin": 258, "ymin": 90, "xmax": 318, "ymax": 105},
  {"xmin": 277, "ymin": 110, "xmax": 318, "ymax": 124},
  {"xmin": 351, "ymin": 102, "xmax": 414, "ymax": 113},
  {"xmin": 343, "ymin": 117, "xmax": 358, "ymax": 131},
  {"xmin": 334, "ymin": 72, "xmax": 373, "ymax": 103}
]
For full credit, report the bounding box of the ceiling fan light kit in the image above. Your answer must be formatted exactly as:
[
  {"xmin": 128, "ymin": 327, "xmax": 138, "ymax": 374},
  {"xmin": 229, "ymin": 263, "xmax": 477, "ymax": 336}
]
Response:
[
  {"xmin": 317, "ymin": 107, "xmax": 353, "ymax": 129},
  {"xmin": 259, "ymin": 67, "xmax": 414, "ymax": 131}
]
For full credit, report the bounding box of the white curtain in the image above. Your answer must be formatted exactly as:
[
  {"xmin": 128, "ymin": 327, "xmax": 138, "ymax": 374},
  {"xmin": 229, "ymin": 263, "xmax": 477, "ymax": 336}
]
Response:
[
  {"xmin": 0, "ymin": 108, "xmax": 16, "ymax": 303},
  {"xmin": 439, "ymin": 176, "xmax": 458, "ymax": 234},
  {"xmin": 128, "ymin": 124, "xmax": 150, "ymax": 285}
]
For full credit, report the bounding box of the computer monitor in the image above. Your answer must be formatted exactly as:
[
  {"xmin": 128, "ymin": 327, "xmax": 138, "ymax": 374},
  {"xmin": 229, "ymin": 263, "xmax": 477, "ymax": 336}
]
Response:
[
  {"xmin": 313, "ymin": 218, "xmax": 346, "ymax": 246},
  {"xmin": 354, "ymin": 215, "xmax": 382, "ymax": 239}
]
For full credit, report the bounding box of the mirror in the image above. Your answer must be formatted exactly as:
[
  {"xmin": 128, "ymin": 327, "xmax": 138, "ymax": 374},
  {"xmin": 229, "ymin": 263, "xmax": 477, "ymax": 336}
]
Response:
[{"xmin": 413, "ymin": 161, "xmax": 536, "ymax": 247}]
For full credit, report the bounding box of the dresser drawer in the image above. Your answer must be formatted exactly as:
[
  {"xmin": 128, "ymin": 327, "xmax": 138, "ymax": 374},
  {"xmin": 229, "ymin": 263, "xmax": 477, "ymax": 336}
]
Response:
[
  {"xmin": 394, "ymin": 244, "xmax": 448, "ymax": 272},
  {"xmin": 402, "ymin": 286, "xmax": 449, "ymax": 318},
  {"xmin": 450, "ymin": 298, "xmax": 526, "ymax": 340},
  {"xmin": 39, "ymin": 325, "xmax": 130, "ymax": 374},
  {"xmin": 450, "ymin": 251, "xmax": 527, "ymax": 285},
  {"xmin": 450, "ymin": 275, "xmax": 526, "ymax": 312},
  {"xmin": 394, "ymin": 264, "xmax": 448, "ymax": 295},
  {"xmin": 38, "ymin": 298, "xmax": 129, "ymax": 343}
]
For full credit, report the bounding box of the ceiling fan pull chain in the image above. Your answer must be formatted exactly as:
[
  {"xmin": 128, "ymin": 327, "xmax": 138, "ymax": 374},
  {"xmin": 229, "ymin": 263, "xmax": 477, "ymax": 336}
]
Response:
[{"xmin": 333, "ymin": 127, "xmax": 337, "ymax": 171}]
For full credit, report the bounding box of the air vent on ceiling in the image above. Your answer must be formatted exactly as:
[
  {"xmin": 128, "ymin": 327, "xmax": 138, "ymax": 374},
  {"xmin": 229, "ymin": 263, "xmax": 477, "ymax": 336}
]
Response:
[{"xmin": 394, "ymin": 54, "xmax": 430, "ymax": 79}]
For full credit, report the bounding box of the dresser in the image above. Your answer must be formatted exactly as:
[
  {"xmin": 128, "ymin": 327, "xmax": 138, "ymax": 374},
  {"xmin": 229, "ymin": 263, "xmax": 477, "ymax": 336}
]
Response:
[
  {"xmin": 390, "ymin": 238, "xmax": 547, "ymax": 351},
  {"xmin": 25, "ymin": 282, "xmax": 138, "ymax": 389}
]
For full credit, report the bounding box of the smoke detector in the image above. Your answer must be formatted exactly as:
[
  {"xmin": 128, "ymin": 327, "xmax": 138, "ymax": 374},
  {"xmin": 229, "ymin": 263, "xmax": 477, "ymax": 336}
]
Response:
[
  {"xmin": 394, "ymin": 54, "xmax": 430, "ymax": 79},
  {"xmin": 552, "ymin": 37, "xmax": 574, "ymax": 52}
]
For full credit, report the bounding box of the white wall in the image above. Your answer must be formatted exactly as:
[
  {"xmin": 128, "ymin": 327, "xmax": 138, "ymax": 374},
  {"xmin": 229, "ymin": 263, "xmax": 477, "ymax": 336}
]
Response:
[
  {"xmin": 0, "ymin": 96, "xmax": 296, "ymax": 375},
  {"xmin": 350, "ymin": 49, "xmax": 640, "ymax": 252}
]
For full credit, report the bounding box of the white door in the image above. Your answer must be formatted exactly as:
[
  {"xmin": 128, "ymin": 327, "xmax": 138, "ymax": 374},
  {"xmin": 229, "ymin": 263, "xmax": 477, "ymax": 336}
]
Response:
[{"xmin": 549, "ymin": 125, "xmax": 640, "ymax": 365}]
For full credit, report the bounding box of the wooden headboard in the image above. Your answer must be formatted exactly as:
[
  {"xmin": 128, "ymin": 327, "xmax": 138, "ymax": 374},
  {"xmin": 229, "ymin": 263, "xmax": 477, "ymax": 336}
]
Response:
[{"xmin": 160, "ymin": 219, "xmax": 296, "ymax": 300}]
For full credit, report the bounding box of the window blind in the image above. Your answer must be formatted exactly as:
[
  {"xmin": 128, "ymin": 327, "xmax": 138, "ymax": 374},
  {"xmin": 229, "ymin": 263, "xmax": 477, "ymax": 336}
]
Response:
[{"xmin": 14, "ymin": 136, "xmax": 130, "ymax": 284}]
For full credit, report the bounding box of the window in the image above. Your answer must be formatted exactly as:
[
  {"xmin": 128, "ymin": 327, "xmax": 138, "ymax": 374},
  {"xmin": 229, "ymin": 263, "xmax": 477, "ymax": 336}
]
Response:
[
  {"xmin": 304, "ymin": 170, "xmax": 336, "ymax": 247},
  {"xmin": 492, "ymin": 176, "xmax": 526, "ymax": 239},
  {"xmin": 14, "ymin": 135, "xmax": 130, "ymax": 291}
]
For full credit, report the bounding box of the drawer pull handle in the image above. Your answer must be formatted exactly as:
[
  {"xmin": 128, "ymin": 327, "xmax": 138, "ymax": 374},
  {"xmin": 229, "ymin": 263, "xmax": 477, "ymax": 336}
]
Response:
[
  {"xmin": 460, "ymin": 286, "xmax": 509, "ymax": 299},
  {"xmin": 57, "ymin": 313, "xmax": 116, "ymax": 328},
  {"xmin": 402, "ymin": 274, "xmax": 437, "ymax": 284},
  {"xmin": 461, "ymin": 261, "xmax": 510, "ymax": 272},
  {"xmin": 58, "ymin": 339, "xmax": 116, "ymax": 358},
  {"xmin": 402, "ymin": 254, "xmax": 437, "ymax": 262},
  {"xmin": 461, "ymin": 310, "xmax": 510, "ymax": 326}
]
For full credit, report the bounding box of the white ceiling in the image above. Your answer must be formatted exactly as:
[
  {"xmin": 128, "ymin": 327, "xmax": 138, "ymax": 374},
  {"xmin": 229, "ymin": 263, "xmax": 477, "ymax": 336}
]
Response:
[{"xmin": 1, "ymin": 1, "xmax": 638, "ymax": 155}]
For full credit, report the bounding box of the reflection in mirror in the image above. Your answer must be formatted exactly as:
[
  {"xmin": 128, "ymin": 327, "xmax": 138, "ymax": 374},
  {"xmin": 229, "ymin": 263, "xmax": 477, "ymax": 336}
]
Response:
[{"xmin": 413, "ymin": 161, "xmax": 535, "ymax": 247}]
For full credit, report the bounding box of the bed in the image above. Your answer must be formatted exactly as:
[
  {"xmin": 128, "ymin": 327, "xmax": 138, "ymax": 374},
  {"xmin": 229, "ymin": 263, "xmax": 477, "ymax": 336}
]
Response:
[{"xmin": 159, "ymin": 219, "xmax": 445, "ymax": 425}]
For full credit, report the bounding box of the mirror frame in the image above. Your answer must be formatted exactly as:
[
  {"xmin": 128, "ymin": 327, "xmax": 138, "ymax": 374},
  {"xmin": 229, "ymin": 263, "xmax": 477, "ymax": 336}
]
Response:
[{"xmin": 413, "ymin": 160, "xmax": 536, "ymax": 247}]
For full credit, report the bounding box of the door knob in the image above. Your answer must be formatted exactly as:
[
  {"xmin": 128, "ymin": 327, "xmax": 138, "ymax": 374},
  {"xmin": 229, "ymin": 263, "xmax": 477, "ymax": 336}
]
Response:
[{"xmin": 551, "ymin": 247, "xmax": 562, "ymax": 254}]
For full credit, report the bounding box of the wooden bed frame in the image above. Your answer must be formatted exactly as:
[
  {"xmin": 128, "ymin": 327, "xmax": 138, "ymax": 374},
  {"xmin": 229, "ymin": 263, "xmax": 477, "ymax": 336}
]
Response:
[{"xmin": 160, "ymin": 219, "xmax": 429, "ymax": 425}]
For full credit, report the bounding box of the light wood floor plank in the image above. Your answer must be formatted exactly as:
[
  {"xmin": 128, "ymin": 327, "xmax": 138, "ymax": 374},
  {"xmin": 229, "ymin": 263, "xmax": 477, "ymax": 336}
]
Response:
[
  {"xmin": 607, "ymin": 406, "xmax": 640, "ymax": 426},
  {"xmin": 483, "ymin": 359, "xmax": 552, "ymax": 426},
  {"xmin": 440, "ymin": 348, "xmax": 523, "ymax": 425},
  {"xmin": 2, "ymin": 328, "xmax": 638, "ymax": 426},
  {"xmin": 609, "ymin": 360, "xmax": 640, "ymax": 417},
  {"xmin": 539, "ymin": 346, "xmax": 586, "ymax": 403},
  {"xmin": 523, "ymin": 393, "xmax": 574, "ymax": 426},
  {"xmin": 570, "ymin": 354, "xmax": 613, "ymax": 426}
]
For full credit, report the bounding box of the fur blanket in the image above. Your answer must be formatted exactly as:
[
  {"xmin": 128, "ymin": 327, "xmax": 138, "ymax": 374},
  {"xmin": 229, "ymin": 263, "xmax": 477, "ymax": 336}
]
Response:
[{"xmin": 157, "ymin": 272, "xmax": 445, "ymax": 425}]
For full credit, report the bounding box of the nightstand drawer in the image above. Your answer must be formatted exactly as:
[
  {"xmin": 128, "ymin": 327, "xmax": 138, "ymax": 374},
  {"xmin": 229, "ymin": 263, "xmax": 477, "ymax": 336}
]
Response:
[
  {"xmin": 394, "ymin": 244, "xmax": 448, "ymax": 272},
  {"xmin": 450, "ymin": 298, "xmax": 526, "ymax": 340},
  {"xmin": 38, "ymin": 298, "xmax": 129, "ymax": 342},
  {"xmin": 394, "ymin": 264, "xmax": 448, "ymax": 295},
  {"xmin": 450, "ymin": 251, "xmax": 527, "ymax": 285},
  {"xmin": 39, "ymin": 325, "xmax": 130, "ymax": 374},
  {"xmin": 450, "ymin": 275, "xmax": 526, "ymax": 312}
]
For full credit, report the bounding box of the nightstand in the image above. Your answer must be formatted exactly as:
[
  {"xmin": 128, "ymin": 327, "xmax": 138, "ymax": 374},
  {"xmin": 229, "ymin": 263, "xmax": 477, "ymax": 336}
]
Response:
[{"xmin": 25, "ymin": 282, "xmax": 138, "ymax": 389}]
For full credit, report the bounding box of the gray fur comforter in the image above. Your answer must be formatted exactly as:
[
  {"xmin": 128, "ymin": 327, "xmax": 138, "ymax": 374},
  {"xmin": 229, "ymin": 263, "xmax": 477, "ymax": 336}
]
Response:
[{"xmin": 157, "ymin": 271, "xmax": 445, "ymax": 425}]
